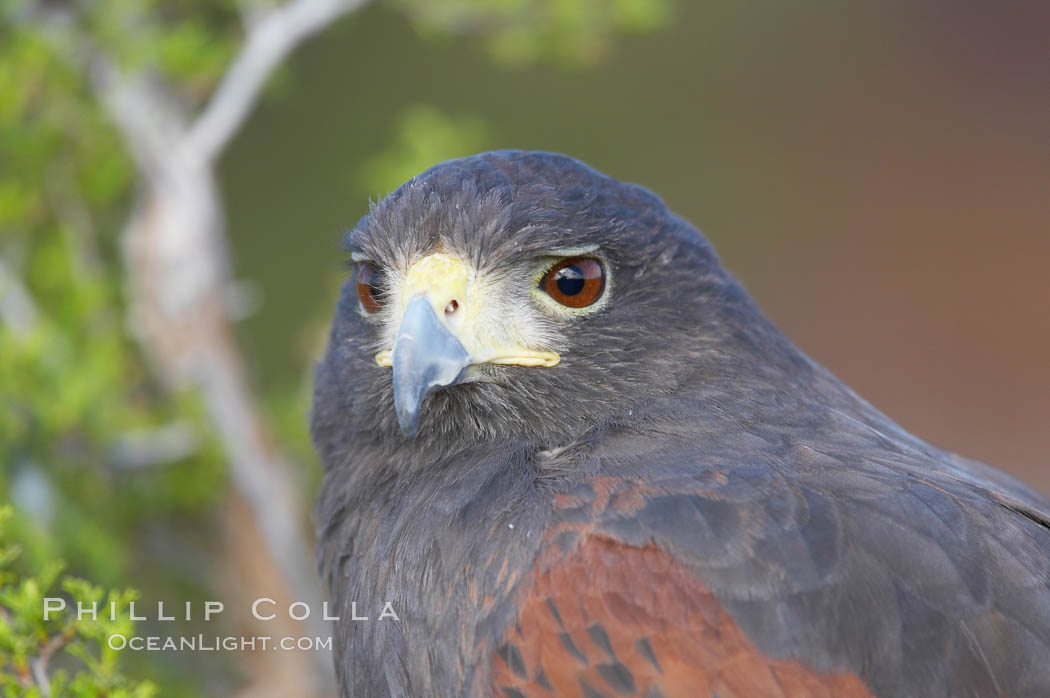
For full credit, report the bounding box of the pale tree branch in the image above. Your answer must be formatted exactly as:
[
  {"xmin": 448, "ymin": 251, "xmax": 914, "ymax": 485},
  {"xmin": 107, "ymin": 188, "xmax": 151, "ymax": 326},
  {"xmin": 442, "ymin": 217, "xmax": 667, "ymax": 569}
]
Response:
[
  {"xmin": 29, "ymin": 629, "xmax": 73, "ymax": 697},
  {"xmin": 183, "ymin": 0, "xmax": 373, "ymax": 164},
  {"xmin": 0, "ymin": 257, "xmax": 39, "ymax": 340},
  {"xmin": 21, "ymin": 1, "xmax": 379, "ymax": 695},
  {"xmin": 108, "ymin": 421, "xmax": 201, "ymax": 469},
  {"xmin": 93, "ymin": 63, "xmax": 191, "ymax": 180}
]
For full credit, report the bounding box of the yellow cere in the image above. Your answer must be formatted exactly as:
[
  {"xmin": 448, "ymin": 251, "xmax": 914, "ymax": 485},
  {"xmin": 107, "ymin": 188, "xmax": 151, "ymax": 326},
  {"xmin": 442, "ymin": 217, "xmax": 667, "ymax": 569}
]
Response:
[
  {"xmin": 401, "ymin": 253, "xmax": 472, "ymax": 312},
  {"xmin": 372, "ymin": 253, "xmax": 560, "ymax": 369}
]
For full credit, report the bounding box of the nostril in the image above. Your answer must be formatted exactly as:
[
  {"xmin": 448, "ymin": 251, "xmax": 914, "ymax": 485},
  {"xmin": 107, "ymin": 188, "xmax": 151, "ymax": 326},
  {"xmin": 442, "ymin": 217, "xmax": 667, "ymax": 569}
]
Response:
[{"xmin": 445, "ymin": 300, "xmax": 459, "ymax": 316}]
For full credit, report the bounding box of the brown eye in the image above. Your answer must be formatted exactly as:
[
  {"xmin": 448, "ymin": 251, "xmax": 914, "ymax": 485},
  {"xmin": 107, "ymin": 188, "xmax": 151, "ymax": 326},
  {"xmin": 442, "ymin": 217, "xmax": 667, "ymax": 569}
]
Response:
[
  {"xmin": 541, "ymin": 257, "xmax": 605, "ymax": 308},
  {"xmin": 356, "ymin": 262, "xmax": 383, "ymax": 313}
]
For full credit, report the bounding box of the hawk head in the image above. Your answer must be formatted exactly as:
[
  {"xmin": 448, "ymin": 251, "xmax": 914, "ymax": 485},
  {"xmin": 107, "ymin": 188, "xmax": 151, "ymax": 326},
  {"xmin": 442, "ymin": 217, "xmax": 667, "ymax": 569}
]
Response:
[{"xmin": 312, "ymin": 151, "xmax": 776, "ymax": 458}]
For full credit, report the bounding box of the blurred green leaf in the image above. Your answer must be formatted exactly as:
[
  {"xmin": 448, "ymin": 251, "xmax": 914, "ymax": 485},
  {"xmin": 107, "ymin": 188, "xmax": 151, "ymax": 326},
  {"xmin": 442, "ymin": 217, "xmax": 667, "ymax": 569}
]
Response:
[
  {"xmin": 394, "ymin": 0, "xmax": 674, "ymax": 66},
  {"xmin": 361, "ymin": 105, "xmax": 490, "ymax": 195},
  {"xmin": 0, "ymin": 507, "xmax": 157, "ymax": 697}
]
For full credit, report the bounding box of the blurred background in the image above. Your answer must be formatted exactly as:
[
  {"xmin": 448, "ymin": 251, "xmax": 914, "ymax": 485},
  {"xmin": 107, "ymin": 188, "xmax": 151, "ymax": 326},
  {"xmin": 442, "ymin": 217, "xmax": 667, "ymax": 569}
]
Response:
[{"xmin": 2, "ymin": 0, "xmax": 1047, "ymax": 695}]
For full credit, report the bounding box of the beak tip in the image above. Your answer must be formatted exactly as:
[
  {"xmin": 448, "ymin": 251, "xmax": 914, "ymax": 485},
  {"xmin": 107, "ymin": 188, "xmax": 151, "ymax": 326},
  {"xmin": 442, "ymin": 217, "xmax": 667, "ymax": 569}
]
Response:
[
  {"xmin": 395, "ymin": 404, "xmax": 421, "ymax": 440},
  {"xmin": 389, "ymin": 295, "xmax": 471, "ymax": 440}
]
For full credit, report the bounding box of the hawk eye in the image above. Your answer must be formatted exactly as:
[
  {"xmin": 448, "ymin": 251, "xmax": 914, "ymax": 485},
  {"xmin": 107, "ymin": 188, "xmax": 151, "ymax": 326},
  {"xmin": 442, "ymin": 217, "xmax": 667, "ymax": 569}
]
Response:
[
  {"xmin": 356, "ymin": 262, "xmax": 383, "ymax": 313},
  {"xmin": 541, "ymin": 257, "xmax": 604, "ymax": 308}
]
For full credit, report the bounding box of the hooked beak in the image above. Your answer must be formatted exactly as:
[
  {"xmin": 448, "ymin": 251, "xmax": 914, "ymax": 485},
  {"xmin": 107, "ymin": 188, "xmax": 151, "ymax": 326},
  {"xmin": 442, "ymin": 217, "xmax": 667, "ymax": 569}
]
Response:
[
  {"xmin": 373, "ymin": 252, "xmax": 560, "ymax": 439},
  {"xmin": 390, "ymin": 295, "xmax": 471, "ymax": 438}
]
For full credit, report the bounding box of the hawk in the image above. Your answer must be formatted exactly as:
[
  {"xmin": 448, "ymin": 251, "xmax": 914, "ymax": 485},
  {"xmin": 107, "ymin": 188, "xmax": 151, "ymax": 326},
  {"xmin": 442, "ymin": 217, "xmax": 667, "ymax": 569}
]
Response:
[{"xmin": 312, "ymin": 151, "xmax": 1050, "ymax": 697}]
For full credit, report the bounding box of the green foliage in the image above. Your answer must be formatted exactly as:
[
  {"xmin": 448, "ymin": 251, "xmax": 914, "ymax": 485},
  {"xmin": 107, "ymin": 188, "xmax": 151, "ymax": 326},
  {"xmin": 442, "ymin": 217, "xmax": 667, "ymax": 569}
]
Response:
[
  {"xmin": 74, "ymin": 0, "xmax": 238, "ymax": 98},
  {"xmin": 1, "ymin": 3, "xmax": 229, "ymax": 693},
  {"xmin": 0, "ymin": 507, "xmax": 157, "ymax": 697},
  {"xmin": 395, "ymin": 0, "xmax": 673, "ymax": 65},
  {"xmin": 0, "ymin": 157, "xmax": 226, "ymax": 584},
  {"xmin": 1, "ymin": 0, "xmax": 232, "ymax": 567},
  {"xmin": 361, "ymin": 105, "xmax": 491, "ymax": 196}
]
